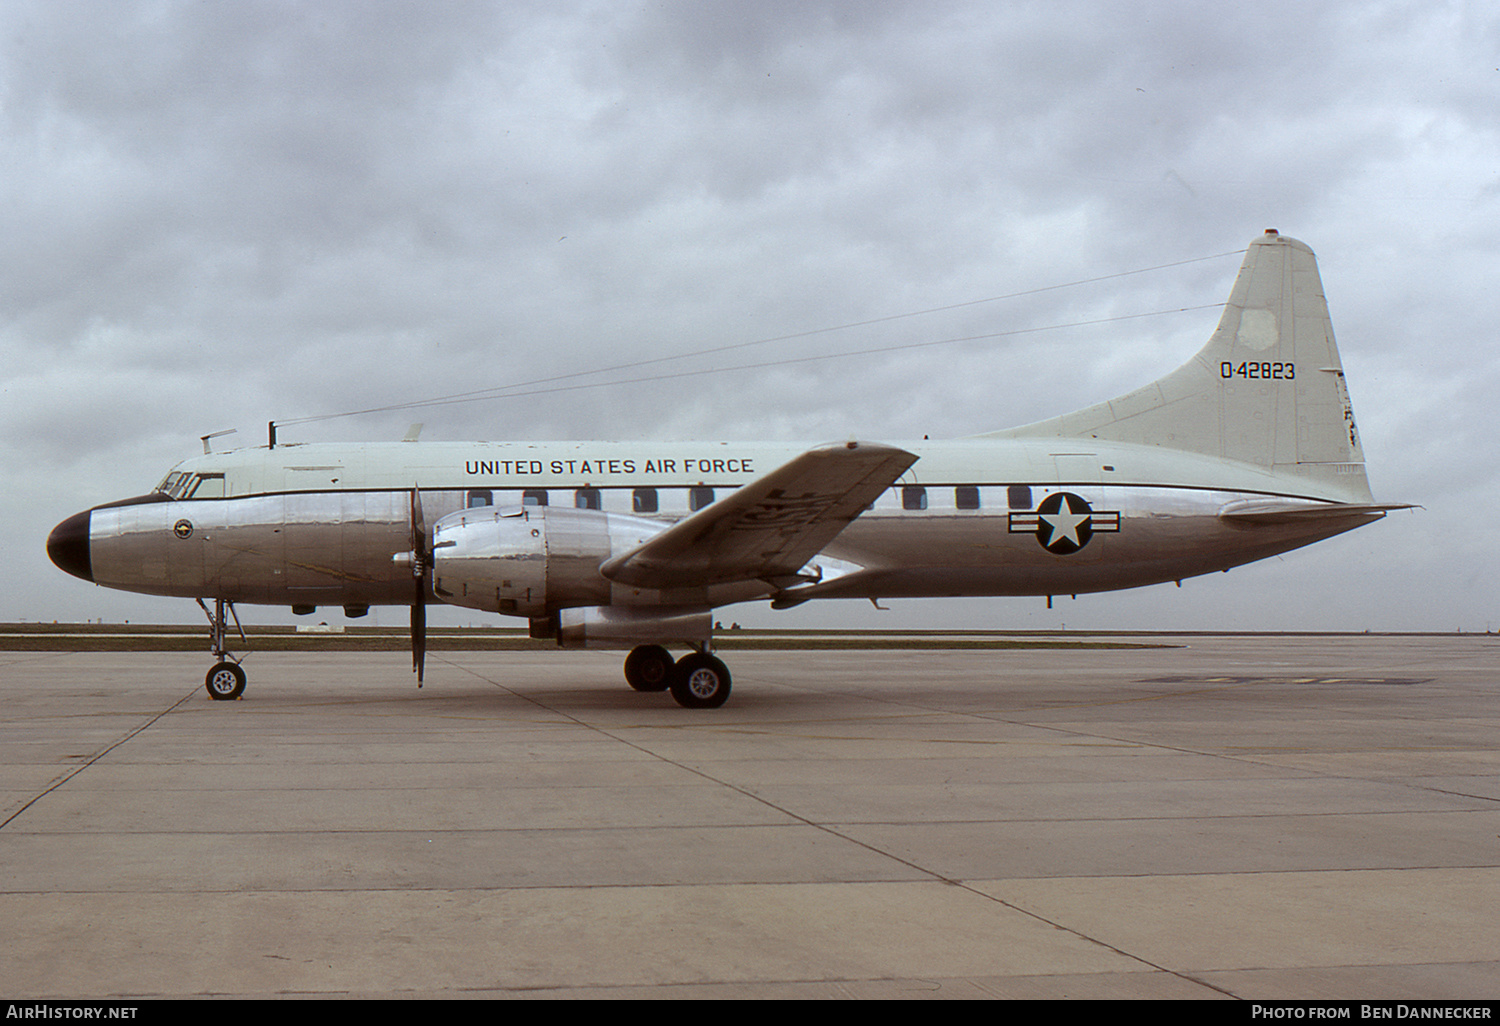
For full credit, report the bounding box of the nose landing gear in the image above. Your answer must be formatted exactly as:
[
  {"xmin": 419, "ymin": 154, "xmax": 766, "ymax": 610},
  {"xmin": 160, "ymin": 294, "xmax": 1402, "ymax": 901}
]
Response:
[{"xmin": 197, "ymin": 597, "xmax": 247, "ymax": 700}]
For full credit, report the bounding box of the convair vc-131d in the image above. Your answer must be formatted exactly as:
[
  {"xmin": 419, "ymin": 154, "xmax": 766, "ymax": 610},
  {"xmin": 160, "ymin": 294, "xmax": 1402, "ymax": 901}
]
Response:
[{"xmin": 47, "ymin": 231, "xmax": 1406, "ymax": 708}]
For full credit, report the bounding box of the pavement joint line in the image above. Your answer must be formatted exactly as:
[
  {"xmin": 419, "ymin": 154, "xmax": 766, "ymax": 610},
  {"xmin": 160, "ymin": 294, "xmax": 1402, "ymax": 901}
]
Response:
[
  {"xmin": 439, "ymin": 652, "xmax": 1229, "ymax": 991},
  {"xmin": 0, "ymin": 685, "xmax": 198, "ymax": 832}
]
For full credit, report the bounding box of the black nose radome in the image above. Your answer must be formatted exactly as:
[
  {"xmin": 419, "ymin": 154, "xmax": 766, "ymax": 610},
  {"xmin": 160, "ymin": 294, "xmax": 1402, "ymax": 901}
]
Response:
[{"xmin": 47, "ymin": 511, "xmax": 93, "ymax": 582}]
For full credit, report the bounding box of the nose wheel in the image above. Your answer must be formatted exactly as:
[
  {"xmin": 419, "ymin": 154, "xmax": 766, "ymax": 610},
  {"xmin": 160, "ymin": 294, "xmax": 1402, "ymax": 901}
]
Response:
[
  {"xmin": 197, "ymin": 597, "xmax": 248, "ymax": 701},
  {"xmin": 205, "ymin": 661, "xmax": 246, "ymax": 700}
]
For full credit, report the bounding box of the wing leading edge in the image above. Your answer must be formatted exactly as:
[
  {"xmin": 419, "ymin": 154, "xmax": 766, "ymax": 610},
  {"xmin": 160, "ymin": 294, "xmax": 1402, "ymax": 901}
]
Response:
[{"xmin": 600, "ymin": 441, "xmax": 918, "ymax": 590}]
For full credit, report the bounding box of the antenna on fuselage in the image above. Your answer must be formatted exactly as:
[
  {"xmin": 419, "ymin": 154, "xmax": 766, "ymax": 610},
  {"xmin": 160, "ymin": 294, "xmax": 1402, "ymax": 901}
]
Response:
[
  {"xmin": 268, "ymin": 421, "xmax": 277, "ymax": 449},
  {"xmin": 200, "ymin": 429, "xmax": 237, "ymax": 454}
]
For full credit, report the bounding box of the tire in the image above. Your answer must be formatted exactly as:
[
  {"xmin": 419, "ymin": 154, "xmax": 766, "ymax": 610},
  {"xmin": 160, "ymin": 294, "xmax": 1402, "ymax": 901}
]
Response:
[
  {"xmin": 624, "ymin": 645, "xmax": 674, "ymax": 692},
  {"xmin": 669, "ymin": 653, "xmax": 731, "ymax": 709},
  {"xmin": 205, "ymin": 661, "xmax": 246, "ymax": 701}
]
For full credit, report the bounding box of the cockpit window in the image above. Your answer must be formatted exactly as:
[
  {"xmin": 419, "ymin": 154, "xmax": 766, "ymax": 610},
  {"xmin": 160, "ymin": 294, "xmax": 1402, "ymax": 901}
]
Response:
[
  {"xmin": 187, "ymin": 473, "xmax": 225, "ymax": 499},
  {"xmin": 155, "ymin": 471, "xmax": 226, "ymax": 499},
  {"xmin": 157, "ymin": 472, "xmax": 191, "ymax": 498}
]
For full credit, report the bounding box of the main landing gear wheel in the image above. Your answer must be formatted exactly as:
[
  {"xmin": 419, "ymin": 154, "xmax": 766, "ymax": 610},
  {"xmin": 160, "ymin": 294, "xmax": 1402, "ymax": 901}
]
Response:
[
  {"xmin": 205, "ymin": 661, "xmax": 246, "ymax": 701},
  {"xmin": 624, "ymin": 645, "xmax": 674, "ymax": 692},
  {"xmin": 670, "ymin": 653, "xmax": 732, "ymax": 709}
]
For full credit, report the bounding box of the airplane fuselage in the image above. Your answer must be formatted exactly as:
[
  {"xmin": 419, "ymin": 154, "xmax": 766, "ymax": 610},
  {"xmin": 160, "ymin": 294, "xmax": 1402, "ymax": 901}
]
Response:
[{"xmin": 59, "ymin": 436, "xmax": 1376, "ymax": 614}]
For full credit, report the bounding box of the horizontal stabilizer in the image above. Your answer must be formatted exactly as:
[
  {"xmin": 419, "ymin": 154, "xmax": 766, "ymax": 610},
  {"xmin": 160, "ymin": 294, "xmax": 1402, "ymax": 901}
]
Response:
[
  {"xmin": 1218, "ymin": 498, "xmax": 1414, "ymax": 523},
  {"xmin": 601, "ymin": 441, "xmax": 917, "ymax": 589}
]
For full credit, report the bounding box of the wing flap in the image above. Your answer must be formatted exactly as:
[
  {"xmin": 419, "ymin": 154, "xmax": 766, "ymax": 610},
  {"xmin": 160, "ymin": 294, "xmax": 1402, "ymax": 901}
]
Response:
[{"xmin": 600, "ymin": 441, "xmax": 918, "ymax": 589}]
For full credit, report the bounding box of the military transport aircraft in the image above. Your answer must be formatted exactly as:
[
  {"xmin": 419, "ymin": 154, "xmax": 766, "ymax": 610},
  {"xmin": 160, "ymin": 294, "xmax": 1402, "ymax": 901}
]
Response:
[{"xmin": 47, "ymin": 231, "xmax": 1405, "ymax": 708}]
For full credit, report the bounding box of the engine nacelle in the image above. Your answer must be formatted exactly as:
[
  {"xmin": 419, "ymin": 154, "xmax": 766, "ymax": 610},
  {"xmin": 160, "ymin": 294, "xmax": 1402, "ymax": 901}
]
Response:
[
  {"xmin": 431, "ymin": 505, "xmax": 665, "ymax": 618},
  {"xmin": 552, "ymin": 605, "xmax": 712, "ymax": 650}
]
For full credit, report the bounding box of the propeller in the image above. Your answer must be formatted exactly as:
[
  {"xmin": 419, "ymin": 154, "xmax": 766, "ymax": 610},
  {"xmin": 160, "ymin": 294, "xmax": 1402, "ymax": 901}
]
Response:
[{"xmin": 409, "ymin": 486, "xmax": 429, "ymax": 686}]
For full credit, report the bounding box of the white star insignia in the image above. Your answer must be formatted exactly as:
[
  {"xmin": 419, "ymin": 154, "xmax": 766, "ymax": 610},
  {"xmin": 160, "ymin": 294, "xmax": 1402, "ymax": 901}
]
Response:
[{"xmin": 1039, "ymin": 495, "xmax": 1091, "ymax": 549}]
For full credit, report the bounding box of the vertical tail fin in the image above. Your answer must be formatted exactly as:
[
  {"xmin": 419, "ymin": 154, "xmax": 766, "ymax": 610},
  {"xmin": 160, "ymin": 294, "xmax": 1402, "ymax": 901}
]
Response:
[{"xmin": 986, "ymin": 231, "xmax": 1373, "ymax": 502}]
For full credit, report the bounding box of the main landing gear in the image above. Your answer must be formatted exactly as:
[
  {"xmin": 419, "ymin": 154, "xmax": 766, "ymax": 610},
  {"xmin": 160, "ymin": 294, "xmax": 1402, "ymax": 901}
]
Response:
[
  {"xmin": 197, "ymin": 597, "xmax": 247, "ymax": 701},
  {"xmin": 624, "ymin": 644, "xmax": 732, "ymax": 709}
]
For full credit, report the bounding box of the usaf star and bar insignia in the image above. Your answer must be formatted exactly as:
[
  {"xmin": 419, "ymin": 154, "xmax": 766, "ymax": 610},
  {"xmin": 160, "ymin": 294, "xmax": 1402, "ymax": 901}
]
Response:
[{"xmin": 1008, "ymin": 491, "xmax": 1120, "ymax": 554}]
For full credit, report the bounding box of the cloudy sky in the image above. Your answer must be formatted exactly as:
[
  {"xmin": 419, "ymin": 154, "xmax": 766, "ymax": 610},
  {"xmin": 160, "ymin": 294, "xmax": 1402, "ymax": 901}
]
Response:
[{"xmin": 4, "ymin": 0, "xmax": 1496, "ymax": 632}]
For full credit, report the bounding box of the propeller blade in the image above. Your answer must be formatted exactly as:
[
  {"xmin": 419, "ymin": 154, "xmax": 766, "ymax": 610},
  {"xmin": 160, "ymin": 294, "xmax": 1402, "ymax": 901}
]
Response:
[
  {"xmin": 412, "ymin": 599, "xmax": 426, "ymax": 685},
  {"xmin": 409, "ymin": 486, "xmax": 427, "ymax": 558},
  {"xmin": 410, "ymin": 486, "xmax": 429, "ymax": 686}
]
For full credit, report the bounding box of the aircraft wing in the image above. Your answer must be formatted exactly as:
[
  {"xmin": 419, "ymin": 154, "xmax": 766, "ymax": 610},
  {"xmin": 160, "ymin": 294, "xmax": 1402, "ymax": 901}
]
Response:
[{"xmin": 600, "ymin": 441, "xmax": 918, "ymax": 590}]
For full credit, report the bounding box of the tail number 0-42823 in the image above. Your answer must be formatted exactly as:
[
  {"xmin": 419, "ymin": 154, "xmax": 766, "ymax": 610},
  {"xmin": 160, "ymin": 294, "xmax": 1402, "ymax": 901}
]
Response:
[{"xmin": 1222, "ymin": 361, "xmax": 1295, "ymax": 380}]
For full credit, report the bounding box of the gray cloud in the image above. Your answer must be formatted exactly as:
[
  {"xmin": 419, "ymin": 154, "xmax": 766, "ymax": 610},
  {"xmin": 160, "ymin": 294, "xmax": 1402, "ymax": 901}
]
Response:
[{"xmin": 5, "ymin": 0, "xmax": 1496, "ymax": 630}]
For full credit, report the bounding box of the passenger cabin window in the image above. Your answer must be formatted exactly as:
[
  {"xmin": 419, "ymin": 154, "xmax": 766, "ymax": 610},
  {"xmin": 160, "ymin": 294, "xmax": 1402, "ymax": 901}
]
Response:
[
  {"xmin": 522, "ymin": 489, "xmax": 548, "ymax": 507},
  {"xmin": 689, "ymin": 486, "xmax": 715, "ymax": 511},
  {"xmin": 575, "ymin": 488, "xmax": 601, "ymax": 510},
  {"xmin": 1008, "ymin": 485, "xmax": 1033, "ymax": 509},
  {"xmin": 466, "ymin": 489, "xmax": 493, "ymax": 508},
  {"xmin": 902, "ymin": 486, "xmax": 928, "ymax": 511},
  {"xmin": 955, "ymin": 485, "xmax": 980, "ymax": 510},
  {"xmin": 633, "ymin": 487, "xmax": 658, "ymax": 514}
]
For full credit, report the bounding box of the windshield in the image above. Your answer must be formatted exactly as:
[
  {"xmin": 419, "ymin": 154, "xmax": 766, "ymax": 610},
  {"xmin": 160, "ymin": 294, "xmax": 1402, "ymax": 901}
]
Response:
[
  {"xmin": 156, "ymin": 471, "xmax": 191, "ymax": 498},
  {"xmin": 155, "ymin": 469, "xmax": 227, "ymax": 499}
]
